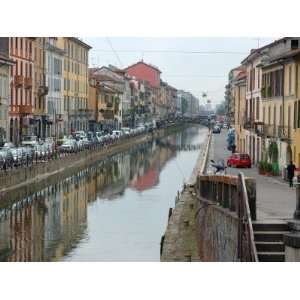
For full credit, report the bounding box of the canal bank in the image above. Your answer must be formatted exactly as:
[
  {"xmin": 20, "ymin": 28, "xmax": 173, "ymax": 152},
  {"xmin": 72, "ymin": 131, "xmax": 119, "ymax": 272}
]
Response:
[
  {"xmin": 160, "ymin": 131, "xmax": 211, "ymax": 261},
  {"xmin": 0, "ymin": 125, "xmax": 208, "ymax": 261},
  {"xmin": 0, "ymin": 123, "xmax": 188, "ymax": 199}
]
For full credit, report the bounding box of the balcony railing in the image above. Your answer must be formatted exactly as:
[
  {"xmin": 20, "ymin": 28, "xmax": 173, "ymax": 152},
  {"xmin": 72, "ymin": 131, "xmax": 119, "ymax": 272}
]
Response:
[
  {"xmin": 38, "ymin": 85, "xmax": 49, "ymax": 97},
  {"xmin": 102, "ymin": 110, "xmax": 114, "ymax": 119},
  {"xmin": 263, "ymin": 124, "xmax": 276, "ymax": 137},
  {"xmin": 24, "ymin": 77, "xmax": 33, "ymax": 89},
  {"xmin": 278, "ymin": 125, "xmax": 291, "ymax": 140},
  {"xmin": 19, "ymin": 104, "xmax": 33, "ymax": 114},
  {"xmin": 14, "ymin": 75, "xmax": 24, "ymax": 87},
  {"xmin": 243, "ymin": 118, "xmax": 254, "ymax": 130}
]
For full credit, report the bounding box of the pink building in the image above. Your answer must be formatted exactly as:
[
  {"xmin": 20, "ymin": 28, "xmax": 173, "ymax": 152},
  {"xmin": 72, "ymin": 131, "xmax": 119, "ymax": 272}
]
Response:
[{"xmin": 125, "ymin": 61, "xmax": 161, "ymax": 88}]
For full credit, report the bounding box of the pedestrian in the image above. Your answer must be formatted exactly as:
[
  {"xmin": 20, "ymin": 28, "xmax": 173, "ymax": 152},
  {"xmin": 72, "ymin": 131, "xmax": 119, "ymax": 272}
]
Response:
[
  {"xmin": 287, "ymin": 161, "xmax": 296, "ymax": 188},
  {"xmin": 231, "ymin": 144, "xmax": 236, "ymax": 154}
]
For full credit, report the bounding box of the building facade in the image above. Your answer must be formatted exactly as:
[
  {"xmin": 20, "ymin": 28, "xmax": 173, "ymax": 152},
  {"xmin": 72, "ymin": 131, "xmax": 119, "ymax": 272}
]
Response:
[
  {"xmin": 0, "ymin": 38, "xmax": 14, "ymax": 144},
  {"xmin": 63, "ymin": 38, "xmax": 91, "ymax": 134},
  {"xmin": 45, "ymin": 37, "xmax": 64, "ymax": 138},
  {"xmin": 9, "ymin": 37, "xmax": 35, "ymax": 145}
]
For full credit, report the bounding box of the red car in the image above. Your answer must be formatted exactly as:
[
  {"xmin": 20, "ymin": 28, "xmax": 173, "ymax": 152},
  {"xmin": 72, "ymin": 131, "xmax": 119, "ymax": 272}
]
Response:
[{"xmin": 227, "ymin": 153, "xmax": 251, "ymax": 168}]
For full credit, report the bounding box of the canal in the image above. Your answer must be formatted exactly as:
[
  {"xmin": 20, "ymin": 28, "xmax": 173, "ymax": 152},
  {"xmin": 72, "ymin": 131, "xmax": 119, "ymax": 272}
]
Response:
[{"xmin": 0, "ymin": 125, "xmax": 208, "ymax": 262}]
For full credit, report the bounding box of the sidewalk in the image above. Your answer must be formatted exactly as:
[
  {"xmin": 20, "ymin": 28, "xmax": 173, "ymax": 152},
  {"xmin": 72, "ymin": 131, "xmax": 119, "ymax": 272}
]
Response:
[{"xmin": 209, "ymin": 131, "xmax": 296, "ymax": 221}]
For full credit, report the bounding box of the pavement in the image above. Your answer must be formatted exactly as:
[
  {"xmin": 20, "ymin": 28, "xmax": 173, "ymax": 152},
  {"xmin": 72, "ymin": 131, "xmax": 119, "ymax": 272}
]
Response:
[{"xmin": 209, "ymin": 130, "xmax": 296, "ymax": 221}]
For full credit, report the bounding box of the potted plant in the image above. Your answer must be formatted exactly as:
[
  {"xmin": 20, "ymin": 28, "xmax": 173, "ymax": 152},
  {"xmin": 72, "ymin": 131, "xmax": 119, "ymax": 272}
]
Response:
[
  {"xmin": 258, "ymin": 160, "xmax": 267, "ymax": 175},
  {"xmin": 265, "ymin": 162, "xmax": 274, "ymax": 176}
]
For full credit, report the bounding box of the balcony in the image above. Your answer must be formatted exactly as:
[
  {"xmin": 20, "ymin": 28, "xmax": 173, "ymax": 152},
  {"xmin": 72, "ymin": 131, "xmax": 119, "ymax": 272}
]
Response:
[
  {"xmin": 243, "ymin": 118, "xmax": 255, "ymax": 130},
  {"xmin": 102, "ymin": 110, "xmax": 114, "ymax": 120},
  {"xmin": 24, "ymin": 77, "xmax": 33, "ymax": 89},
  {"xmin": 106, "ymin": 102, "xmax": 113, "ymax": 108},
  {"xmin": 38, "ymin": 85, "xmax": 49, "ymax": 97},
  {"xmin": 14, "ymin": 75, "xmax": 24, "ymax": 87},
  {"xmin": 19, "ymin": 104, "xmax": 33, "ymax": 114},
  {"xmin": 263, "ymin": 124, "xmax": 277, "ymax": 138},
  {"xmin": 278, "ymin": 125, "xmax": 291, "ymax": 141}
]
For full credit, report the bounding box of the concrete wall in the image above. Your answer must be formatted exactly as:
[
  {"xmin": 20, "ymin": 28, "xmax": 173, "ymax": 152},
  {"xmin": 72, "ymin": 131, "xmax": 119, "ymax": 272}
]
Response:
[{"xmin": 0, "ymin": 123, "xmax": 186, "ymax": 194}]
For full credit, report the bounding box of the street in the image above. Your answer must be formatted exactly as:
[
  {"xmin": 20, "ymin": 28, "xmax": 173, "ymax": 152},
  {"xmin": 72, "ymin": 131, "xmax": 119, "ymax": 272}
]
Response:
[{"xmin": 210, "ymin": 130, "xmax": 296, "ymax": 220}]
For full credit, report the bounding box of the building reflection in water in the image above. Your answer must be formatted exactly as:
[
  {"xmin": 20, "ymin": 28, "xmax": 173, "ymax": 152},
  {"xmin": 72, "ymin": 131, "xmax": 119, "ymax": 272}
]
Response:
[{"xmin": 0, "ymin": 127, "xmax": 200, "ymax": 262}]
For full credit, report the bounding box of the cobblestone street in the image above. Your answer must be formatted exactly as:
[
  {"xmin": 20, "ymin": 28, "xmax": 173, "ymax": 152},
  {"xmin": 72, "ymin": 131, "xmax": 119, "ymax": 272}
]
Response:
[{"xmin": 209, "ymin": 130, "xmax": 296, "ymax": 220}]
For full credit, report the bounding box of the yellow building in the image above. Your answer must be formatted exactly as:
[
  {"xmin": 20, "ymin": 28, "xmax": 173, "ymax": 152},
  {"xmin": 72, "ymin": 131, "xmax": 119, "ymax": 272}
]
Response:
[
  {"xmin": 33, "ymin": 37, "xmax": 48, "ymax": 138},
  {"xmin": 63, "ymin": 38, "xmax": 91, "ymax": 134},
  {"xmin": 232, "ymin": 68, "xmax": 247, "ymax": 153},
  {"xmin": 261, "ymin": 53, "xmax": 296, "ymax": 170}
]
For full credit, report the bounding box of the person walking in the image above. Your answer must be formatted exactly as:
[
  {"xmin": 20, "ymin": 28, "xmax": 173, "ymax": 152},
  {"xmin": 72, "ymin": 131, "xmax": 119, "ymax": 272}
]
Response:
[{"xmin": 287, "ymin": 161, "xmax": 296, "ymax": 188}]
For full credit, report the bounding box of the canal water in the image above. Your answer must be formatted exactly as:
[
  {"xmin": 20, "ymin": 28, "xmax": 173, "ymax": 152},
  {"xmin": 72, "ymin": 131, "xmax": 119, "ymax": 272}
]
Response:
[{"xmin": 0, "ymin": 125, "xmax": 207, "ymax": 262}]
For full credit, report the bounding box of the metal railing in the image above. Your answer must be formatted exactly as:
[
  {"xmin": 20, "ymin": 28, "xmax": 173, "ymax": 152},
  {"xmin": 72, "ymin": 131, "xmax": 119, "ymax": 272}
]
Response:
[
  {"xmin": 278, "ymin": 125, "xmax": 291, "ymax": 140},
  {"xmin": 196, "ymin": 173, "xmax": 258, "ymax": 262},
  {"xmin": 237, "ymin": 173, "xmax": 258, "ymax": 262}
]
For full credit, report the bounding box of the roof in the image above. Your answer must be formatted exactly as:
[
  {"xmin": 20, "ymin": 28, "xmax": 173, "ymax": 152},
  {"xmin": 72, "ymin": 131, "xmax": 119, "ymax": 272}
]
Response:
[
  {"xmin": 270, "ymin": 48, "xmax": 300, "ymax": 61},
  {"xmin": 241, "ymin": 37, "xmax": 289, "ymax": 64},
  {"xmin": 235, "ymin": 70, "xmax": 246, "ymax": 81},
  {"xmin": 67, "ymin": 37, "xmax": 92, "ymax": 50},
  {"xmin": 125, "ymin": 60, "xmax": 161, "ymax": 73},
  {"xmin": 89, "ymin": 68, "xmax": 124, "ymax": 83}
]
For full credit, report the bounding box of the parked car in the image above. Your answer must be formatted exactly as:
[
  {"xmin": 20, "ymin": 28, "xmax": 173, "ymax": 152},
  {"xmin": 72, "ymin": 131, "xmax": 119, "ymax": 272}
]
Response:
[
  {"xmin": 10, "ymin": 148, "xmax": 25, "ymax": 166},
  {"xmin": 112, "ymin": 130, "xmax": 122, "ymax": 139},
  {"xmin": 33, "ymin": 144, "xmax": 43, "ymax": 159},
  {"xmin": 2, "ymin": 142, "xmax": 15, "ymax": 149},
  {"xmin": 59, "ymin": 139, "xmax": 77, "ymax": 153},
  {"xmin": 227, "ymin": 153, "xmax": 251, "ymax": 168},
  {"xmin": 74, "ymin": 131, "xmax": 86, "ymax": 139},
  {"xmin": 0, "ymin": 149, "xmax": 13, "ymax": 169},
  {"xmin": 121, "ymin": 127, "xmax": 131, "ymax": 136},
  {"xmin": 212, "ymin": 126, "xmax": 221, "ymax": 134},
  {"xmin": 21, "ymin": 135, "xmax": 39, "ymax": 147}
]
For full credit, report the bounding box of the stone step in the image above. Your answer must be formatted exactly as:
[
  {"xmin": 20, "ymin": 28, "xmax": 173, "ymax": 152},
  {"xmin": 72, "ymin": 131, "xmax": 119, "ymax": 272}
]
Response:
[
  {"xmin": 257, "ymin": 252, "xmax": 285, "ymax": 262},
  {"xmin": 254, "ymin": 231, "xmax": 286, "ymax": 242},
  {"xmin": 252, "ymin": 221, "xmax": 288, "ymax": 232},
  {"xmin": 255, "ymin": 241, "xmax": 285, "ymax": 252}
]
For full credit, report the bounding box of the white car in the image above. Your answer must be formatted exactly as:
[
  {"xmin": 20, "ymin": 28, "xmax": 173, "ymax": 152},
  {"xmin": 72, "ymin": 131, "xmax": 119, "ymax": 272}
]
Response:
[
  {"xmin": 21, "ymin": 136, "xmax": 39, "ymax": 147},
  {"xmin": 74, "ymin": 131, "xmax": 86, "ymax": 139},
  {"xmin": 112, "ymin": 130, "xmax": 122, "ymax": 139},
  {"xmin": 121, "ymin": 128, "xmax": 131, "ymax": 136}
]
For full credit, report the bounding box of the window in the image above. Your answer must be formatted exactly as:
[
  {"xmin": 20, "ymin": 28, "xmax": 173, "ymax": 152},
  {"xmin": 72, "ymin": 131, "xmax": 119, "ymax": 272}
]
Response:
[
  {"xmin": 291, "ymin": 39, "xmax": 299, "ymax": 50},
  {"xmin": 256, "ymin": 97, "xmax": 260, "ymax": 120}
]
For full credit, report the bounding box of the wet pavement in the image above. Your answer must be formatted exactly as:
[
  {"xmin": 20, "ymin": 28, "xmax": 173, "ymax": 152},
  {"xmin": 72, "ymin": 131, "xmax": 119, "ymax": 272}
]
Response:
[{"xmin": 0, "ymin": 125, "xmax": 208, "ymax": 262}]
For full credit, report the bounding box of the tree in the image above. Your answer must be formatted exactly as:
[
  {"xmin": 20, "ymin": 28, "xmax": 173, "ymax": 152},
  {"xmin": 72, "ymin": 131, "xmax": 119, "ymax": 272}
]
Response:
[{"xmin": 215, "ymin": 101, "xmax": 226, "ymax": 115}]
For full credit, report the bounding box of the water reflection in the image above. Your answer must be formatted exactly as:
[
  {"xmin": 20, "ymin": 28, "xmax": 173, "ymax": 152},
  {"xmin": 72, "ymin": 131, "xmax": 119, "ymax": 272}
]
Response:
[{"xmin": 0, "ymin": 126, "xmax": 206, "ymax": 261}]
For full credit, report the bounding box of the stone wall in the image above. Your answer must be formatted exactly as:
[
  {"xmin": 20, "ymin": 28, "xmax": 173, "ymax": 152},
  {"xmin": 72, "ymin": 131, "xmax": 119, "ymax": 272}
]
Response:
[
  {"xmin": 161, "ymin": 128, "xmax": 209, "ymax": 261},
  {"xmin": 195, "ymin": 197, "xmax": 239, "ymax": 261}
]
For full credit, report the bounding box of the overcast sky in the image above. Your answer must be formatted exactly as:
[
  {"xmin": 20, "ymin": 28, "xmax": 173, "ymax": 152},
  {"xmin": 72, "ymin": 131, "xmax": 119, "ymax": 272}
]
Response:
[{"xmin": 83, "ymin": 37, "xmax": 276, "ymax": 107}]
